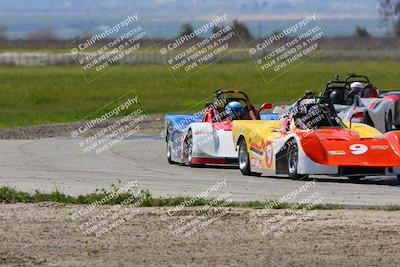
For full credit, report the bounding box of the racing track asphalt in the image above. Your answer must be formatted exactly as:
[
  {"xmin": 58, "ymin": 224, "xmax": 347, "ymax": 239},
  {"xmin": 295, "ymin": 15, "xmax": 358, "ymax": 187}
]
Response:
[{"xmin": 0, "ymin": 136, "xmax": 400, "ymax": 207}]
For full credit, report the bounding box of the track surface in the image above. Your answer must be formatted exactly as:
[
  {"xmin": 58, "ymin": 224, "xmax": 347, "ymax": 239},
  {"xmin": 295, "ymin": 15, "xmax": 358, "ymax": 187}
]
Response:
[{"xmin": 1, "ymin": 136, "xmax": 400, "ymax": 206}]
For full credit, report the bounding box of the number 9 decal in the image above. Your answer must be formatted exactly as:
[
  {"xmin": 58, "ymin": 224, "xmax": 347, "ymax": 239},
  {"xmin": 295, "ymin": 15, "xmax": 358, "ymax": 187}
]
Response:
[
  {"xmin": 349, "ymin": 144, "xmax": 368, "ymax": 155},
  {"xmin": 265, "ymin": 141, "xmax": 273, "ymax": 169}
]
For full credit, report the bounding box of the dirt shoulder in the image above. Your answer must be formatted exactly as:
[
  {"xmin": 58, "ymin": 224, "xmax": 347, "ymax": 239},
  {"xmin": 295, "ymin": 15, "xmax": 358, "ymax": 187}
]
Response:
[
  {"xmin": 0, "ymin": 114, "xmax": 165, "ymax": 139},
  {"xmin": 1, "ymin": 204, "xmax": 399, "ymax": 267}
]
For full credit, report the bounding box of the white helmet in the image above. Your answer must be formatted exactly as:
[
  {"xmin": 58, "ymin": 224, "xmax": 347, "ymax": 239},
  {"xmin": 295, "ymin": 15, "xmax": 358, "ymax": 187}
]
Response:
[{"xmin": 350, "ymin": 82, "xmax": 369, "ymax": 92}]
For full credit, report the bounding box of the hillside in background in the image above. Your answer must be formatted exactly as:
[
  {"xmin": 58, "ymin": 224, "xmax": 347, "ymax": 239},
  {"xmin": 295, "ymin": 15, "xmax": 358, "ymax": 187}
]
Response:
[{"xmin": 0, "ymin": 0, "xmax": 384, "ymax": 38}]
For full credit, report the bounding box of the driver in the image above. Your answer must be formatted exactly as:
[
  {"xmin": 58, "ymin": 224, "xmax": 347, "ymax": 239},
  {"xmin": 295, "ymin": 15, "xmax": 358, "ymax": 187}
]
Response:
[
  {"xmin": 225, "ymin": 101, "xmax": 244, "ymax": 120},
  {"xmin": 350, "ymin": 82, "xmax": 378, "ymax": 98},
  {"xmin": 301, "ymin": 104, "xmax": 335, "ymax": 129},
  {"xmin": 291, "ymin": 97, "xmax": 341, "ymax": 130}
]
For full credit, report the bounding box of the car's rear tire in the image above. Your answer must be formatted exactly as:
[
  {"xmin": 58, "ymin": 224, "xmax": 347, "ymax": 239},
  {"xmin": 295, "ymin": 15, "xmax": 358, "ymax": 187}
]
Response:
[
  {"xmin": 238, "ymin": 139, "xmax": 261, "ymax": 176},
  {"xmin": 184, "ymin": 130, "xmax": 194, "ymax": 166},
  {"xmin": 287, "ymin": 143, "xmax": 308, "ymax": 180},
  {"xmin": 396, "ymin": 175, "xmax": 400, "ymax": 181},
  {"xmin": 364, "ymin": 112, "xmax": 375, "ymax": 128},
  {"xmin": 386, "ymin": 111, "xmax": 393, "ymax": 132}
]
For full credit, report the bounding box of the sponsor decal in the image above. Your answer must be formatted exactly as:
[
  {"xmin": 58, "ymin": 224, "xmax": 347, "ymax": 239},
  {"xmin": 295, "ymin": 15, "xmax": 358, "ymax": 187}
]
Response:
[
  {"xmin": 250, "ymin": 142, "xmax": 264, "ymax": 156},
  {"xmin": 328, "ymin": 150, "xmax": 346, "ymax": 156},
  {"xmin": 371, "ymin": 145, "xmax": 388, "ymax": 150},
  {"xmin": 264, "ymin": 141, "xmax": 273, "ymax": 169}
]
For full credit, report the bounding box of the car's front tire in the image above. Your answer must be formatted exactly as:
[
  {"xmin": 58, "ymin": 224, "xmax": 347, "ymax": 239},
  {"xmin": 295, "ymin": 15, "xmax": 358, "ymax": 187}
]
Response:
[
  {"xmin": 184, "ymin": 130, "xmax": 204, "ymax": 167},
  {"xmin": 238, "ymin": 139, "xmax": 261, "ymax": 176},
  {"xmin": 287, "ymin": 143, "xmax": 308, "ymax": 180}
]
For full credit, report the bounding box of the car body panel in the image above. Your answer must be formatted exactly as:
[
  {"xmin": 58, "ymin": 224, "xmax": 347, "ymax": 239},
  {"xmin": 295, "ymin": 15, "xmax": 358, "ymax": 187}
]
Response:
[{"xmin": 381, "ymin": 91, "xmax": 400, "ymax": 127}]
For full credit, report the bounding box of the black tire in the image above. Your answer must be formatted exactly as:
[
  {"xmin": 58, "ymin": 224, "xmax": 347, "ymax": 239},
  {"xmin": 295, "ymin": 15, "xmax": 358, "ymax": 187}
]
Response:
[
  {"xmin": 166, "ymin": 140, "xmax": 175, "ymax": 164},
  {"xmin": 184, "ymin": 130, "xmax": 204, "ymax": 167},
  {"xmin": 238, "ymin": 139, "xmax": 261, "ymax": 176},
  {"xmin": 184, "ymin": 130, "xmax": 194, "ymax": 166},
  {"xmin": 348, "ymin": 176, "xmax": 364, "ymax": 182},
  {"xmin": 386, "ymin": 111, "xmax": 393, "ymax": 132},
  {"xmin": 396, "ymin": 175, "xmax": 400, "ymax": 181},
  {"xmin": 287, "ymin": 143, "xmax": 308, "ymax": 180},
  {"xmin": 363, "ymin": 113, "xmax": 375, "ymax": 128}
]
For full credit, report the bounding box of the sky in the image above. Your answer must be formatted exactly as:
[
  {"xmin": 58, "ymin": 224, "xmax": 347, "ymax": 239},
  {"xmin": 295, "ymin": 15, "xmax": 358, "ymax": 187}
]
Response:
[{"xmin": 0, "ymin": 0, "xmax": 387, "ymax": 38}]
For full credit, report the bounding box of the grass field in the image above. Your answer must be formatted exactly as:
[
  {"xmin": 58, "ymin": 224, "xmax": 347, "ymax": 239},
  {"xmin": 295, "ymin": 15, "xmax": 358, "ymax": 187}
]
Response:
[{"xmin": 1, "ymin": 60, "xmax": 400, "ymax": 128}]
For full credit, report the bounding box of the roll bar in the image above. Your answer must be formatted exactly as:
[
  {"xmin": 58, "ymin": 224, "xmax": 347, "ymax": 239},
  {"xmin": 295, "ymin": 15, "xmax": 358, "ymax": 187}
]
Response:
[
  {"xmin": 214, "ymin": 89, "xmax": 251, "ymax": 106},
  {"xmin": 345, "ymin": 73, "xmax": 370, "ymax": 84}
]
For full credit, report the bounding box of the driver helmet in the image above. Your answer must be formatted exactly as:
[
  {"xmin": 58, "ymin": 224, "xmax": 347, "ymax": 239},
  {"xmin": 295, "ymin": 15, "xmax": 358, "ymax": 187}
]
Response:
[
  {"xmin": 225, "ymin": 101, "xmax": 243, "ymax": 119},
  {"xmin": 330, "ymin": 89, "xmax": 345, "ymax": 104},
  {"xmin": 350, "ymin": 82, "xmax": 368, "ymax": 95}
]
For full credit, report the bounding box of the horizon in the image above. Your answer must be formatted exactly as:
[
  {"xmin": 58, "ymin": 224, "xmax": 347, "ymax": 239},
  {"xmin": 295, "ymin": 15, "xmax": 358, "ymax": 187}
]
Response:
[{"xmin": 0, "ymin": 0, "xmax": 390, "ymax": 39}]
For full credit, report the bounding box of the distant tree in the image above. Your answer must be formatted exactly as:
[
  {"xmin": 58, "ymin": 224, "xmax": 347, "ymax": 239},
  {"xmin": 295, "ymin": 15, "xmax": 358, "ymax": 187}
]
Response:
[
  {"xmin": 379, "ymin": 0, "xmax": 400, "ymax": 36},
  {"xmin": 211, "ymin": 25, "xmax": 223, "ymax": 34},
  {"xmin": 27, "ymin": 27, "xmax": 57, "ymax": 40},
  {"xmin": 232, "ymin": 20, "xmax": 252, "ymax": 40},
  {"xmin": 179, "ymin": 22, "xmax": 195, "ymax": 37},
  {"xmin": 0, "ymin": 23, "xmax": 8, "ymax": 40},
  {"xmin": 353, "ymin": 26, "xmax": 371, "ymax": 37}
]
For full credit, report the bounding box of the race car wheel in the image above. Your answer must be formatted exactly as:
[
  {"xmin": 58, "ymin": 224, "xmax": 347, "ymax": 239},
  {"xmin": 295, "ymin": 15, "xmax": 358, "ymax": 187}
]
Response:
[
  {"xmin": 185, "ymin": 130, "xmax": 194, "ymax": 166},
  {"xmin": 348, "ymin": 176, "xmax": 364, "ymax": 182},
  {"xmin": 397, "ymin": 175, "xmax": 400, "ymax": 181},
  {"xmin": 386, "ymin": 111, "xmax": 393, "ymax": 132},
  {"xmin": 238, "ymin": 139, "xmax": 261, "ymax": 176},
  {"xmin": 287, "ymin": 143, "xmax": 308, "ymax": 180},
  {"xmin": 166, "ymin": 140, "xmax": 175, "ymax": 164}
]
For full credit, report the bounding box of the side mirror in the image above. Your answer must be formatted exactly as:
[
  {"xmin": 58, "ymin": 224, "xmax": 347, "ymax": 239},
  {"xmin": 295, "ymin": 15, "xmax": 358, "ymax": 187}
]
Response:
[
  {"xmin": 350, "ymin": 111, "xmax": 364, "ymax": 129},
  {"xmin": 351, "ymin": 112, "xmax": 364, "ymax": 120},
  {"xmin": 260, "ymin": 103, "xmax": 273, "ymax": 111}
]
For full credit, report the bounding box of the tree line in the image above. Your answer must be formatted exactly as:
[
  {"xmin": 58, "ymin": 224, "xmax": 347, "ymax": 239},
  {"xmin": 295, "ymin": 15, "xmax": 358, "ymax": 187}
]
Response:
[{"xmin": 1, "ymin": 1, "xmax": 400, "ymax": 41}]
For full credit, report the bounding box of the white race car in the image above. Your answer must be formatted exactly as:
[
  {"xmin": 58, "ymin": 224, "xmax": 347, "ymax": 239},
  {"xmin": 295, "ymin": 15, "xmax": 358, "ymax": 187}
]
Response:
[
  {"xmin": 165, "ymin": 90, "xmax": 276, "ymax": 166},
  {"xmin": 274, "ymin": 74, "xmax": 397, "ymax": 133}
]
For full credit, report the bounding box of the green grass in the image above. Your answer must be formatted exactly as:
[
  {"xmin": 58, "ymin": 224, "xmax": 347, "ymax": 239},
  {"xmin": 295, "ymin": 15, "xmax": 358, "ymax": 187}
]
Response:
[
  {"xmin": 0, "ymin": 186, "xmax": 341, "ymax": 210},
  {"xmin": 1, "ymin": 60, "xmax": 400, "ymax": 128},
  {"xmin": 383, "ymin": 205, "xmax": 400, "ymax": 211},
  {"xmin": 3, "ymin": 186, "xmax": 399, "ymax": 210}
]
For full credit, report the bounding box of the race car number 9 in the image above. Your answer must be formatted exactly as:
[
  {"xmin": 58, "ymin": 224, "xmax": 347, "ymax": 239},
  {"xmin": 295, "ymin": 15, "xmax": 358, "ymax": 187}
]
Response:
[{"xmin": 349, "ymin": 144, "xmax": 368, "ymax": 155}]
